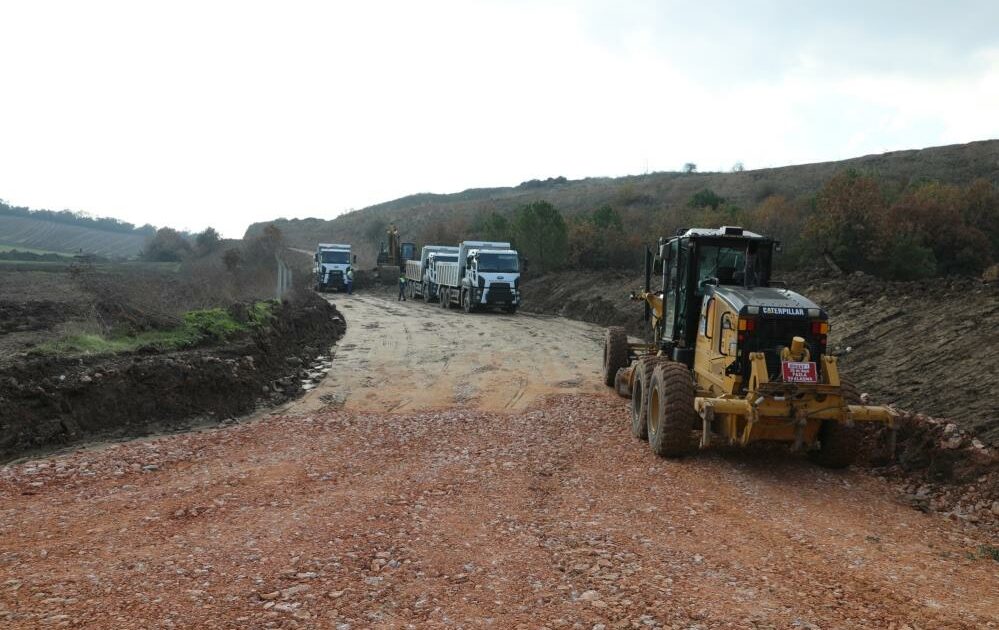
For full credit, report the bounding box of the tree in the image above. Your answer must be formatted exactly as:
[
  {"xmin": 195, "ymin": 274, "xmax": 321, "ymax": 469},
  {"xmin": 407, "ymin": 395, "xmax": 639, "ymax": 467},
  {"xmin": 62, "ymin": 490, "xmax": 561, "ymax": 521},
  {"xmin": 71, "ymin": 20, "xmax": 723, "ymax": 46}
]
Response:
[
  {"xmin": 140, "ymin": 228, "xmax": 191, "ymax": 262},
  {"xmin": 195, "ymin": 227, "xmax": 222, "ymax": 255},
  {"xmin": 804, "ymin": 170, "xmax": 887, "ymax": 272},
  {"xmin": 732, "ymin": 161, "xmax": 745, "ymax": 172},
  {"xmin": 591, "ymin": 205, "xmax": 623, "ymax": 231},
  {"xmin": 244, "ymin": 224, "xmax": 284, "ymax": 267},
  {"xmin": 473, "ymin": 211, "xmax": 511, "ymax": 241},
  {"xmin": 888, "ymin": 181, "xmax": 992, "ymax": 275},
  {"xmin": 682, "ymin": 162, "xmax": 697, "ymax": 174},
  {"xmin": 687, "ymin": 189, "xmax": 726, "ymax": 210},
  {"xmin": 512, "ymin": 201, "xmax": 568, "ymax": 274}
]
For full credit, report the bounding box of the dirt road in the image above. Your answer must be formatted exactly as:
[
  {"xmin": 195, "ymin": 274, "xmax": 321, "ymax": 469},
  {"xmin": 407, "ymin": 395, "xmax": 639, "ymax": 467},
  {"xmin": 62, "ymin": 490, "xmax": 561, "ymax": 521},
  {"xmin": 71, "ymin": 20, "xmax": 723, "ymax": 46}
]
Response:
[
  {"xmin": 1, "ymin": 294, "xmax": 997, "ymax": 629},
  {"xmin": 293, "ymin": 294, "xmax": 606, "ymax": 414}
]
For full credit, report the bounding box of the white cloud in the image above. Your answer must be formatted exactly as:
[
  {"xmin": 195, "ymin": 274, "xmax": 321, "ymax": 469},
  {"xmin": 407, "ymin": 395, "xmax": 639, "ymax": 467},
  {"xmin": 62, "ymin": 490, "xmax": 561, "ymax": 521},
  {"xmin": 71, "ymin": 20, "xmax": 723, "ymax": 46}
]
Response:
[{"xmin": 0, "ymin": 1, "xmax": 997, "ymax": 237}]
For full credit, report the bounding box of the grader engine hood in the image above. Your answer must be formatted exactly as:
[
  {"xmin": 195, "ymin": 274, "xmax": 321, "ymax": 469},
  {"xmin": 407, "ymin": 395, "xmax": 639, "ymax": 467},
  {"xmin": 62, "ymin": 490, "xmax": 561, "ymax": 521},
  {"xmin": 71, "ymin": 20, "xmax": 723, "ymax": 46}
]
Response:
[{"xmin": 709, "ymin": 285, "xmax": 825, "ymax": 319}]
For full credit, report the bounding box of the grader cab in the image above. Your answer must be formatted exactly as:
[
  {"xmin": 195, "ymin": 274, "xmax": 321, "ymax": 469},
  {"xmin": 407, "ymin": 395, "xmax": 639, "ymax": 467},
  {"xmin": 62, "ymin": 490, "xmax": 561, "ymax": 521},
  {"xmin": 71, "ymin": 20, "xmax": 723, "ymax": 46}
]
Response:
[{"xmin": 602, "ymin": 226, "xmax": 896, "ymax": 467}]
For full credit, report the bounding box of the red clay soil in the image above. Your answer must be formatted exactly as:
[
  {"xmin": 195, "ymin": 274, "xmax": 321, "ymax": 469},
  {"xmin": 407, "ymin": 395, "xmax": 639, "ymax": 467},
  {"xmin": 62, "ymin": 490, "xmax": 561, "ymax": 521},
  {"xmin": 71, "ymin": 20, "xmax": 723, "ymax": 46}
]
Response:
[{"xmin": 1, "ymin": 395, "xmax": 996, "ymax": 629}]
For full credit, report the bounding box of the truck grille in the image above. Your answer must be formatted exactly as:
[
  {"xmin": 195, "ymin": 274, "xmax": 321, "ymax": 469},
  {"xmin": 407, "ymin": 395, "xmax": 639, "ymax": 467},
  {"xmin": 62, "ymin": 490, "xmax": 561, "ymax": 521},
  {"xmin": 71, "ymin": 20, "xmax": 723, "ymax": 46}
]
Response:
[{"xmin": 486, "ymin": 283, "xmax": 513, "ymax": 303}]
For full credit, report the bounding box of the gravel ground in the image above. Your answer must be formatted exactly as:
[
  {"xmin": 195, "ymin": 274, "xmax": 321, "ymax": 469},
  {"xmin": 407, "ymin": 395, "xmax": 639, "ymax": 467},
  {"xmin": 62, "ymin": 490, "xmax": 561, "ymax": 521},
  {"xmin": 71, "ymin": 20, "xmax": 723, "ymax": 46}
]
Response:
[{"xmin": 2, "ymin": 395, "xmax": 997, "ymax": 629}]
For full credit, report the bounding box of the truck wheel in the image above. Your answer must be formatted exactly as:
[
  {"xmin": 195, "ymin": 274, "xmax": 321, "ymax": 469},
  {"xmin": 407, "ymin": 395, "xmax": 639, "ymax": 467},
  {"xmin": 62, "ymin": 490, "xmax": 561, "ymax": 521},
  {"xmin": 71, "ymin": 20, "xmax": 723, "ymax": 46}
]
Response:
[
  {"xmin": 440, "ymin": 289, "xmax": 450, "ymax": 309},
  {"xmin": 647, "ymin": 362, "xmax": 696, "ymax": 457},
  {"xmin": 423, "ymin": 284, "xmax": 432, "ymax": 303},
  {"xmin": 808, "ymin": 379, "xmax": 862, "ymax": 469},
  {"xmin": 629, "ymin": 356, "xmax": 662, "ymax": 439},
  {"xmin": 503, "ymin": 305, "xmax": 517, "ymax": 314},
  {"xmin": 602, "ymin": 327, "xmax": 629, "ymax": 387}
]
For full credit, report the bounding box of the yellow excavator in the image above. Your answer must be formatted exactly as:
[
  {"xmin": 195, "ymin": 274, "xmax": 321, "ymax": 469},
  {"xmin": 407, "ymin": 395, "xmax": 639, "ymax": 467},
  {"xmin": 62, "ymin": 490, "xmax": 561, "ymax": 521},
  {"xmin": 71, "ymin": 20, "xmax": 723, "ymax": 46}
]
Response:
[{"xmin": 602, "ymin": 226, "xmax": 896, "ymax": 467}]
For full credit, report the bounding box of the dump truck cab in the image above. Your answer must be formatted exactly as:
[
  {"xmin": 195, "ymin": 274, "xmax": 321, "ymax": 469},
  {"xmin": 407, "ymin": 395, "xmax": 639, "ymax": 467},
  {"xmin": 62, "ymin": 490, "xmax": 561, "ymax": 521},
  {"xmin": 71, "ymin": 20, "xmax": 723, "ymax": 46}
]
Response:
[{"xmin": 604, "ymin": 226, "xmax": 896, "ymax": 467}]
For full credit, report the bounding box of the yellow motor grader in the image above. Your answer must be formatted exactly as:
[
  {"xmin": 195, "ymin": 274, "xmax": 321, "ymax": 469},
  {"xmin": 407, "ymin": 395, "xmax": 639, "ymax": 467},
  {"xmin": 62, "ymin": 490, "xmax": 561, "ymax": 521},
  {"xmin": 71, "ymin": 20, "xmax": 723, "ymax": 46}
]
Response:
[{"xmin": 602, "ymin": 226, "xmax": 896, "ymax": 467}]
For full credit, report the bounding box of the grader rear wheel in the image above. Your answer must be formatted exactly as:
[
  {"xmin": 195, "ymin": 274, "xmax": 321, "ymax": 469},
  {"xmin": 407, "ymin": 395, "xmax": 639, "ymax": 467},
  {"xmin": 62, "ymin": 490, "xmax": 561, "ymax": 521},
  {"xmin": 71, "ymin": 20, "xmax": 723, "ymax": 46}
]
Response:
[
  {"xmin": 647, "ymin": 362, "xmax": 696, "ymax": 458},
  {"xmin": 808, "ymin": 379, "xmax": 862, "ymax": 469},
  {"xmin": 629, "ymin": 356, "xmax": 664, "ymax": 440},
  {"xmin": 602, "ymin": 327, "xmax": 629, "ymax": 387}
]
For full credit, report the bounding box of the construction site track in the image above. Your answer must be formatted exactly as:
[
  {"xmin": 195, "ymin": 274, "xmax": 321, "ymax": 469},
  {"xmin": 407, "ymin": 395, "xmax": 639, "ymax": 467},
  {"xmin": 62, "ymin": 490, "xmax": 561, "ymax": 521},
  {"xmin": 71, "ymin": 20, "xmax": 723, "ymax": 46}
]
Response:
[{"xmin": 0, "ymin": 294, "xmax": 996, "ymax": 628}]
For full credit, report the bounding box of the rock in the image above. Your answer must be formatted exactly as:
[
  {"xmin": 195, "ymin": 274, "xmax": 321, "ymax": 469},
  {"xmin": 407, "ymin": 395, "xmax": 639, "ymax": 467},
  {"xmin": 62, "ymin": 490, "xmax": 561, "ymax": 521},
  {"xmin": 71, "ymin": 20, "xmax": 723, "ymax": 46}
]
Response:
[
  {"xmin": 259, "ymin": 591, "xmax": 280, "ymax": 600},
  {"xmin": 578, "ymin": 590, "xmax": 600, "ymax": 601},
  {"xmin": 280, "ymin": 584, "xmax": 310, "ymax": 599},
  {"xmin": 295, "ymin": 572, "xmax": 317, "ymax": 579},
  {"xmin": 992, "ymin": 501, "xmax": 999, "ymax": 516}
]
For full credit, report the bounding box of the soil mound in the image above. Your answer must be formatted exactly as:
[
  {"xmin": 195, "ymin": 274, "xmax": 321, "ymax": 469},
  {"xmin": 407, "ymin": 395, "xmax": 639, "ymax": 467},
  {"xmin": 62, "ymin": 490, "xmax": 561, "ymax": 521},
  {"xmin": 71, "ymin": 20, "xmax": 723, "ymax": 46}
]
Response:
[{"xmin": 0, "ymin": 293, "xmax": 345, "ymax": 461}]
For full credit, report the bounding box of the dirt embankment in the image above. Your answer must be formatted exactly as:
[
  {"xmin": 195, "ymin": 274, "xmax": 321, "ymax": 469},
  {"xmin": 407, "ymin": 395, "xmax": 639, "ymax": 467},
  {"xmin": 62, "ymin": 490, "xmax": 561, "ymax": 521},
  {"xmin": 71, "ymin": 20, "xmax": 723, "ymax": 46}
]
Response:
[
  {"xmin": 520, "ymin": 270, "xmax": 999, "ymax": 523},
  {"xmin": 520, "ymin": 270, "xmax": 649, "ymax": 338},
  {"xmin": 0, "ymin": 293, "xmax": 345, "ymax": 462},
  {"xmin": 522, "ymin": 269, "xmax": 999, "ymax": 443}
]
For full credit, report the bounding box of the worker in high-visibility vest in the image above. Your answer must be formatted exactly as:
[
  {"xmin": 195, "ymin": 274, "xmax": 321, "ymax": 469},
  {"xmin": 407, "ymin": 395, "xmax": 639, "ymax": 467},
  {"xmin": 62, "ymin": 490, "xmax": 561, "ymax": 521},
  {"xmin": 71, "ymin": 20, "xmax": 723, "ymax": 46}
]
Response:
[
  {"xmin": 398, "ymin": 273, "xmax": 407, "ymax": 301},
  {"xmin": 345, "ymin": 267, "xmax": 354, "ymax": 295}
]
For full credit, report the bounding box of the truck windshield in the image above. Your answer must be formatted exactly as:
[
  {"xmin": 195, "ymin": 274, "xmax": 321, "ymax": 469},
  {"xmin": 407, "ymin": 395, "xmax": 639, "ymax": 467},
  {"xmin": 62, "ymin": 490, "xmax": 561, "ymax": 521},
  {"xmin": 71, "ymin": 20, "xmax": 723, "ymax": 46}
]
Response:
[
  {"xmin": 320, "ymin": 251, "xmax": 350, "ymax": 264},
  {"xmin": 434, "ymin": 255, "xmax": 457, "ymax": 264},
  {"xmin": 477, "ymin": 253, "xmax": 519, "ymax": 273}
]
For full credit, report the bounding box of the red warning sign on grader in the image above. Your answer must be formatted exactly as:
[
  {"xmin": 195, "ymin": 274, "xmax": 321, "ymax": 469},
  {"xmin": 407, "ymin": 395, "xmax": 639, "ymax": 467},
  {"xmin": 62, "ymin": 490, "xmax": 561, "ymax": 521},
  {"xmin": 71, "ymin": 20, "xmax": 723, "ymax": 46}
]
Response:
[{"xmin": 781, "ymin": 361, "xmax": 818, "ymax": 383}]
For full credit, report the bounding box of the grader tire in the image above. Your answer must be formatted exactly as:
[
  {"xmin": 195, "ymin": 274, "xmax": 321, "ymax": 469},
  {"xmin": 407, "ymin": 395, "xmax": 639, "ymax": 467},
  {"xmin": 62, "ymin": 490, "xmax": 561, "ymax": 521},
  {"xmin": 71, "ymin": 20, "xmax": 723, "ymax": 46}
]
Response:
[
  {"xmin": 629, "ymin": 356, "xmax": 664, "ymax": 439},
  {"xmin": 808, "ymin": 378, "xmax": 862, "ymax": 469},
  {"xmin": 602, "ymin": 327, "xmax": 629, "ymax": 387},
  {"xmin": 647, "ymin": 362, "xmax": 696, "ymax": 458}
]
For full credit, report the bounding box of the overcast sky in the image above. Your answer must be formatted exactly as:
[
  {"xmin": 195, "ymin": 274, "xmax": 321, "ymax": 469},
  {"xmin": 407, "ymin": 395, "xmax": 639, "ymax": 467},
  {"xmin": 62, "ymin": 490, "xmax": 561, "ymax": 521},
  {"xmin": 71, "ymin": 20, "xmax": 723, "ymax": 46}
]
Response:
[{"xmin": 2, "ymin": 1, "xmax": 998, "ymax": 237}]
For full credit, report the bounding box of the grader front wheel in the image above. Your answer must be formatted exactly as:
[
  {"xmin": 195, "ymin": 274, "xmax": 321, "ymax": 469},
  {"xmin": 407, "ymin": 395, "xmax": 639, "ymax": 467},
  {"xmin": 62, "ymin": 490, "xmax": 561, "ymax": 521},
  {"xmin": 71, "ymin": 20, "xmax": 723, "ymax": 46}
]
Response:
[
  {"xmin": 602, "ymin": 327, "xmax": 629, "ymax": 387},
  {"xmin": 647, "ymin": 362, "xmax": 696, "ymax": 457}
]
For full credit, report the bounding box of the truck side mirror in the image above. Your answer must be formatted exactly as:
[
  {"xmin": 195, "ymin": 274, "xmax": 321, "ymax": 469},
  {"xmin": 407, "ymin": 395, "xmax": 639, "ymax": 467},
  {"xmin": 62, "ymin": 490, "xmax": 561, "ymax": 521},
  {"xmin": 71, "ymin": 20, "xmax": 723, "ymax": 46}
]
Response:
[
  {"xmin": 774, "ymin": 241, "xmax": 783, "ymax": 254},
  {"xmin": 353, "ymin": 254, "xmax": 357, "ymax": 263}
]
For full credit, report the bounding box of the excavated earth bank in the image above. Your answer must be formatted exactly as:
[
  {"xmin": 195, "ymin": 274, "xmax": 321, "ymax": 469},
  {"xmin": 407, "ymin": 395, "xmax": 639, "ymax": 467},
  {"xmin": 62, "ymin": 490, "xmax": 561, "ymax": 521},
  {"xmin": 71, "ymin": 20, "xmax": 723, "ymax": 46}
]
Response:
[{"xmin": 0, "ymin": 294, "xmax": 345, "ymax": 462}]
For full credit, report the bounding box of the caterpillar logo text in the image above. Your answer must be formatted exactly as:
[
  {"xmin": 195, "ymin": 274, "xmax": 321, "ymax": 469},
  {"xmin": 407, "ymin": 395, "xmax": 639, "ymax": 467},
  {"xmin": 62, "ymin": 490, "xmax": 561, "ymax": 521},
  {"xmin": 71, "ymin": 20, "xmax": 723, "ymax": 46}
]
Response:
[{"xmin": 761, "ymin": 306, "xmax": 806, "ymax": 317}]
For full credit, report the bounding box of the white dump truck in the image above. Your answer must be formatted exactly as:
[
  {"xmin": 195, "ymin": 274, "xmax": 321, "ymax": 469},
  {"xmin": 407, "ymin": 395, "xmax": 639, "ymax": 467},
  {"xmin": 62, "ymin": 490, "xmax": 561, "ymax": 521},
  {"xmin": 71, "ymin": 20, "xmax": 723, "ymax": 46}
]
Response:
[
  {"xmin": 435, "ymin": 240, "xmax": 521, "ymax": 313},
  {"xmin": 314, "ymin": 243, "xmax": 353, "ymax": 292},
  {"xmin": 404, "ymin": 245, "xmax": 460, "ymax": 302}
]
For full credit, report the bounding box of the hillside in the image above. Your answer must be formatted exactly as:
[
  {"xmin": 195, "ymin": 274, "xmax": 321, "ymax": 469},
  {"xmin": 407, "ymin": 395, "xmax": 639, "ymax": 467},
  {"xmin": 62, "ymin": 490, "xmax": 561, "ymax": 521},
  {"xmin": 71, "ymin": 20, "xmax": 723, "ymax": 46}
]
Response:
[
  {"xmin": 246, "ymin": 139, "xmax": 999, "ymax": 266},
  {"xmin": 0, "ymin": 214, "xmax": 148, "ymax": 258}
]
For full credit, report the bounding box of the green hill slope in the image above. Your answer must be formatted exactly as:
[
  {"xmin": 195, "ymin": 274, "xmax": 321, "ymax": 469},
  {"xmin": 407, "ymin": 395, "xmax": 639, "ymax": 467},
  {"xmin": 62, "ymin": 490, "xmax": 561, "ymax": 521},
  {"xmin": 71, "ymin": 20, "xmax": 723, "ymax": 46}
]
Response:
[
  {"xmin": 0, "ymin": 215, "xmax": 148, "ymax": 258},
  {"xmin": 247, "ymin": 139, "xmax": 999, "ymax": 267}
]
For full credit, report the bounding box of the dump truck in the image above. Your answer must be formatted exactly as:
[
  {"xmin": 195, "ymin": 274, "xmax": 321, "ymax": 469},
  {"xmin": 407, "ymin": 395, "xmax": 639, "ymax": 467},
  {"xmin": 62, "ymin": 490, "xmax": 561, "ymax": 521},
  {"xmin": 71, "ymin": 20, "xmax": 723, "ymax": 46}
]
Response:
[
  {"xmin": 314, "ymin": 243, "xmax": 353, "ymax": 292},
  {"xmin": 435, "ymin": 240, "xmax": 521, "ymax": 313},
  {"xmin": 405, "ymin": 245, "xmax": 459, "ymax": 302},
  {"xmin": 602, "ymin": 226, "xmax": 896, "ymax": 467}
]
